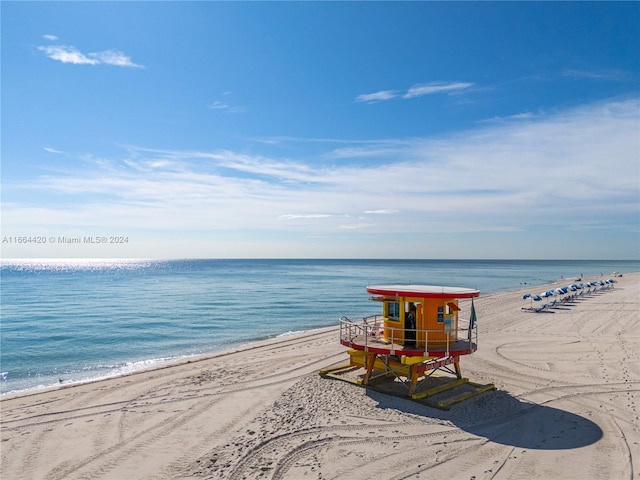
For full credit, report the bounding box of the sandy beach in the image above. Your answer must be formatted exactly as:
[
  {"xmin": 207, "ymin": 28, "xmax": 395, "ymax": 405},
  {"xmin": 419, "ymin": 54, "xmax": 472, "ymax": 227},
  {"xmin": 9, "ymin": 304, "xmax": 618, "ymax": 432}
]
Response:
[{"xmin": 1, "ymin": 273, "xmax": 638, "ymax": 480}]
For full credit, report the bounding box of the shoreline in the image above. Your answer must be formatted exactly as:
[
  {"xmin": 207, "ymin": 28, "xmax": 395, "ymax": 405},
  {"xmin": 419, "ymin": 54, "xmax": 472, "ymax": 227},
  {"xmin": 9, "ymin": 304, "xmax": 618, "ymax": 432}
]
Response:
[
  {"xmin": 2, "ymin": 272, "xmax": 638, "ymax": 479},
  {"xmin": 1, "ymin": 271, "xmax": 632, "ymax": 398},
  {"xmin": 0, "ymin": 325, "xmax": 340, "ymax": 400},
  {"xmin": 2, "ymin": 269, "xmax": 629, "ymax": 398}
]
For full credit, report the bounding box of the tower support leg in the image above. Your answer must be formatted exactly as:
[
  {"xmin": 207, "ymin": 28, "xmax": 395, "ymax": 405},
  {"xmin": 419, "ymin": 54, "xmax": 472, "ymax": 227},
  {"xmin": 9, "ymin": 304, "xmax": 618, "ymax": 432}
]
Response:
[
  {"xmin": 363, "ymin": 353, "xmax": 377, "ymax": 385},
  {"xmin": 408, "ymin": 364, "xmax": 419, "ymax": 396},
  {"xmin": 454, "ymin": 358, "xmax": 462, "ymax": 379}
]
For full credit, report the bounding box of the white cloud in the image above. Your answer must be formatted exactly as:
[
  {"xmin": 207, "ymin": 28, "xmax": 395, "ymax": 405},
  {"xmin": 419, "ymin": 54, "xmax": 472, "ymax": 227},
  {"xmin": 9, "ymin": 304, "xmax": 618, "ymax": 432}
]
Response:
[
  {"xmin": 208, "ymin": 98, "xmax": 246, "ymax": 113},
  {"xmin": 42, "ymin": 34, "xmax": 58, "ymax": 41},
  {"xmin": 3, "ymin": 98, "xmax": 638, "ymax": 258},
  {"xmin": 209, "ymin": 101, "xmax": 230, "ymax": 109},
  {"xmin": 44, "ymin": 147, "xmax": 64, "ymax": 154},
  {"xmin": 339, "ymin": 223, "xmax": 371, "ymax": 230},
  {"xmin": 38, "ymin": 45, "xmax": 98, "ymax": 65},
  {"xmin": 365, "ymin": 209, "xmax": 398, "ymax": 215},
  {"xmin": 562, "ymin": 68, "xmax": 626, "ymax": 81},
  {"xmin": 403, "ymin": 82, "xmax": 474, "ymax": 98},
  {"xmin": 327, "ymin": 145, "xmax": 400, "ymax": 159},
  {"xmin": 91, "ymin": 50, "xmax": 142, "ymax": 68},
  {"xmin": 355, "ymin": 82, "xmax": 474, "ymax": 103},
  {"xmin": 38, "ymin": 44, "xmax": 143, "ymax": 68},
  {"xmin": 279, "ymin": 214, "xmax": 333, "ymax": 220},
  {"xmin": 354, "ymin": 90, "xmax": 398, "ymax": 103}
]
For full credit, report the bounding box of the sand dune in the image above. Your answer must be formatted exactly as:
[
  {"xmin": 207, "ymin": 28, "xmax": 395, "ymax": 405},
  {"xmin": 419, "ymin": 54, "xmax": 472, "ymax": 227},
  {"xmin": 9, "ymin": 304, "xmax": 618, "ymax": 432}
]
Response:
[{"xmin": 2, "ymin": 273, "xmax": 638, "ymax": 479}]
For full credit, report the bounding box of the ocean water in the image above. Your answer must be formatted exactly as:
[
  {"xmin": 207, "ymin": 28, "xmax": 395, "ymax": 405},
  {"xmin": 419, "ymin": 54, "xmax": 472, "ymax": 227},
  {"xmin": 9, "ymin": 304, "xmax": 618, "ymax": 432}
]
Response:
[{"xmin": 1, "ymin": 258, "xmax": 637, "ymax": 395}]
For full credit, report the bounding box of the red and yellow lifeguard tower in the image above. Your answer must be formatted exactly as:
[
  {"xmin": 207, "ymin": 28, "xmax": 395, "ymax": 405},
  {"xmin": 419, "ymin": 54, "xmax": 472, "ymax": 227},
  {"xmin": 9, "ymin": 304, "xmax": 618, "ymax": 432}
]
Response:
[{"xmin": 321, "ymin": 284, "xmax": 494, "ymax": 408}]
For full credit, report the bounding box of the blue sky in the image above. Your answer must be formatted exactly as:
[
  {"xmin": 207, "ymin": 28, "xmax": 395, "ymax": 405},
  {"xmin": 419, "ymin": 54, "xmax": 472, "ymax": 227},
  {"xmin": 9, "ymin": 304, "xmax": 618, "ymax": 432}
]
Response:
[{"xmin": 2, "ymin": 1, "xmax": 639, "ymax": 259}]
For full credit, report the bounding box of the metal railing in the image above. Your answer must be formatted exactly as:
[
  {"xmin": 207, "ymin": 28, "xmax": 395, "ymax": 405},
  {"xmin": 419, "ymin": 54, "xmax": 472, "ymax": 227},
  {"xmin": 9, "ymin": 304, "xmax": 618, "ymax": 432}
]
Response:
[{"xmin": 339, "ymin": 315, "xmax": 478, "ymax": 356}]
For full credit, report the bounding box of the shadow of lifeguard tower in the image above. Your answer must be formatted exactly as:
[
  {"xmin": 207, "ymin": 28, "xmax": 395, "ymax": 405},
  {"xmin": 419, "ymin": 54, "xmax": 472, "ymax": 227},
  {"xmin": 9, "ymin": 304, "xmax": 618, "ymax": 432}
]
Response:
[{"xmin": 321, "ymin": 284, "xmax": 494, "ymax": 409}]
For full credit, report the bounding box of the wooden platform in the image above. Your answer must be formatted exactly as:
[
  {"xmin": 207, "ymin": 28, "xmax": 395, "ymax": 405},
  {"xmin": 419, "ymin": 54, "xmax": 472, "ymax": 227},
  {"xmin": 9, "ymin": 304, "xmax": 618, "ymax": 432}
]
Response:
[{"xmin": 340, "ymin": 334, "xmax": 477, "ymax": 357}]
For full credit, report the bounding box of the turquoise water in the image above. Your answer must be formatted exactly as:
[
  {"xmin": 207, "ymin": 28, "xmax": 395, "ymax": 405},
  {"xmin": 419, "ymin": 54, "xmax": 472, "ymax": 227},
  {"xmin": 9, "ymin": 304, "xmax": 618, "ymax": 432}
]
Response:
[{"xmin": 1, "ymin": 258, "xmax": 637, "ymax": 394}]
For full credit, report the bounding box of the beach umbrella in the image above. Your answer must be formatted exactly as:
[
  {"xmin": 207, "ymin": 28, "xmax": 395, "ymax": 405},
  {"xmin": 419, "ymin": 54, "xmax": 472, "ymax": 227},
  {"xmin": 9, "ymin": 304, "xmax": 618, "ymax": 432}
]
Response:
[
  {"xmin": 539, "ymin": 291, "xmax": 554, "ymax": 305},
  {"xmin": 554, "ymin": 288, "xmax": 565, "ymax": 295},
  {"xmin": 522, "ymin": 293, "xmax": 532, "ymax": 299}
]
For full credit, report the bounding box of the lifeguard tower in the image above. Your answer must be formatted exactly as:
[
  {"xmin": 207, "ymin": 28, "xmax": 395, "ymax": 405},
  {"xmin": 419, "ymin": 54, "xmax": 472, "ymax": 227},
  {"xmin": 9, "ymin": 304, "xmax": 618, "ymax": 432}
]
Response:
[{"xmin": 321, "ymin": 284, "xmax": 494, "ymax": 409}]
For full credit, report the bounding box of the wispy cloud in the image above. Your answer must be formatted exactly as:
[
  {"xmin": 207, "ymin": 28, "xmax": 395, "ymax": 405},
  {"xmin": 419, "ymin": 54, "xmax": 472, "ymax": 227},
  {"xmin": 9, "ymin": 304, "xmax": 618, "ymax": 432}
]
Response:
[
  {"xmin": 279, "ymin": 214, "xmax": 333, "ymax": 220},
  {"xmin": 403, "ymin": 82, "xmax": 474, "ymax": 98},
  {"xmin": 43, "ymin": 146, "xmax": 64, "ymax": 154},
  {"xmin": 365, "ymin": 209, "xmax": 398, "ymax": 215},
  {"xmin": 91, "ymin": 50, "xmax": 143, "ymax": 68},
  {"xmin": 355, "ymin": 90, "xmax": 398, "ymax": 103},
  {"xmin": 4, "ymin": 98, "xmax": 638, "ymax": 257},
  {"xmin": 208, "ymin": 101, "xmax": 246, "ymax": 114},
  {"xmin": 42, "ymin": 34, "xmax": 58, "ymax": 41},
  {"xmin": 327, "ymin": 144, "xmax": 405, "ymax": 159},
  {"xmin": 38, "ymin": 43, "xmax": 143, "ymax": 68},
  {"xmin": 38, "ymin": 45, "xmax": 97, "ymax": 65},
  {"xmin": 209, "ymin": 101, "xmax": 230, "ymax": 110},
  {"xmin": 208, "ymin": 92, "xmax": 246, "ymax": 113},
  {"xmin": 356, "ymin": 81, "xmax": 473, "ymax": 103},
  {"xmin": 339, "ymin": 223, "xmax": 371, "ymax": 230},
  {"xmin": 562, "ymin": 68, "xmax": 626, "ymax": 81}
]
